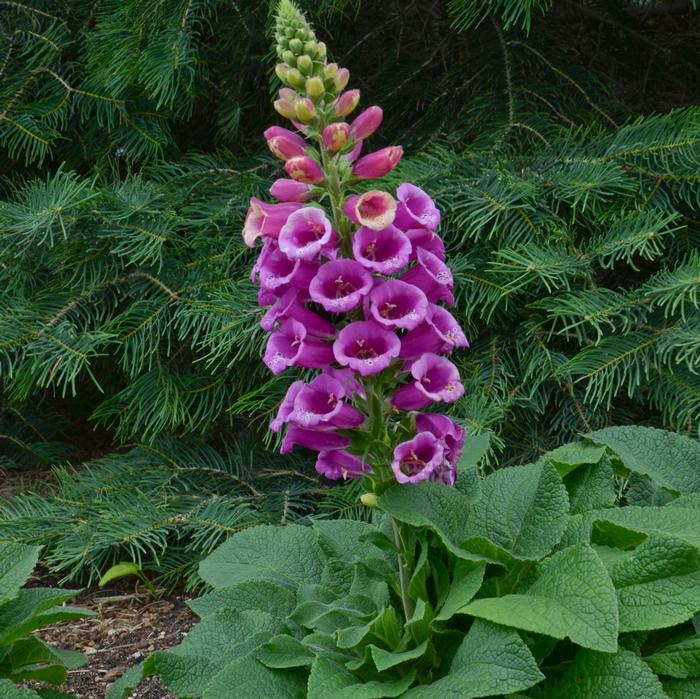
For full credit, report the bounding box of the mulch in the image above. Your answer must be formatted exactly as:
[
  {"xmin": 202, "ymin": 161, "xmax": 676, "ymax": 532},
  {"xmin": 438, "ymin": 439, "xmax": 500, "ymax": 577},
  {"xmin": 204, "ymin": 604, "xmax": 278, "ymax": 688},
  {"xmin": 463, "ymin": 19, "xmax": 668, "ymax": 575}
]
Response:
[{"xmin": 26, "ymin": 578, "xmax": 198, "ymax": 699}]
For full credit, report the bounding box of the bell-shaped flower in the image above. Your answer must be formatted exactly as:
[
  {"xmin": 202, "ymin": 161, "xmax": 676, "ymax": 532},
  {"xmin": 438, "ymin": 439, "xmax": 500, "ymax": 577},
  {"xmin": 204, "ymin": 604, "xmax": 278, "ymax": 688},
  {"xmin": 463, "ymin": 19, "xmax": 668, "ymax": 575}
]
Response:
[
  {"xmin": 284, "ymin": 156, "xmax": 325, "ymax": 184},
  {"xmin": 391, "ymin": 432, "xmax": 444, "ymax": 484},
  {"xmin": 263, "ymin": 318, "xmax": 334, "ymax": 374},
  {"xmin": 352, "ymin": 225, "xmax": 411, "ymax": 275},
  {"xmin": 316, "ymin": 450, "xmax": 370, "ymax": 480},
  {"xmin": 289, "ymin": 374, "xmax": 365, "ymax": 429},
  {"xmin": 309, "ymin": 259, "xmax": 373, "ymax": 313},
  {"xmin": 391, "ymin": 352, "xmax": 464, "ymax": 409},
  {"xmin": 270, "ymin": 178, "xmax": 313, "ymax": 202},
  {"xmin": 258, "ymin": 245, "xmax": 318, "ymax": 293},
  {"xmin": 399, "ymin": 304, "xmax": 469, "ymax": 358},
  {"xmin": 350, "ymin": 106, "xmax": 383, "ymax": 141},
  {"xmin": 270, "ymin": 380, "xmax": 305, "ymax": 433},
  {"xmin": 278, "ymin": 207, "xmax": 334, "ymax": 261},
  {"xmin": 405, "ymin": 227, "xmax": 445, "ymax": 262},
  {"xmin": 344, "ymin": 190, "xmax": 396, "ymax": 231},
  {"xmin": 323, "ymin": 123, "xmax": 350, "ymax": 152},
  {"xmin": 243, "ymin": 198, "xmax": 302, "ymax": 247},
  {"xmin": 281, "ymin": 425, "xmax": 350, "ymax": 454},
  {"xmin": 368, "ymin": 279, "xmax": 429, "ymax": 331},
  {"xmin": 399, "ymin": 248, "xmax": 454, "ymax": 305},
  {"xmin": 333, "ymin": 320, "xmax": 401, "ymax": 376},
  {"xmin": 394, "ymin": 183, "xmax": 441, "ymax": 231},
  {"xmin": 261, "ymin": 288, "xmax": 335, "ymax": 337},
  {"xmin": 415, "ymin": 413, "xmax": 465, "ymax": 486},
  {"xmin": 352, "ymin": 146, "xmax": 403, "ymax": 179}
]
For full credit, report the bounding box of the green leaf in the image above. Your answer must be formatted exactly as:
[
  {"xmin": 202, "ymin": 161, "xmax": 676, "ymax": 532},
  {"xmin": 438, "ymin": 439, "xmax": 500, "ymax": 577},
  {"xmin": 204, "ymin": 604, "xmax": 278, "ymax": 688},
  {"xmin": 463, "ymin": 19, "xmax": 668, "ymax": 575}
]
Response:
[
  {"xmin": 104, "ymin": 660, "xmax": 149, "ymax": 699},
  {"xmin": 312, "ymin": 520, "xmax": 383, "ymax": 562},
  {"xmin": 377, "ymin": 483, "xmax": 474, "ymax": 559},
  {"xmin": 464, "ymin": 543, "xmax": 618, "ymax": 652},
  {"xmin": 0, "ymin": 544, "xmax": 40, "ymax": 606},
  {"xmin": 564, "ymin": 458, "xmax": 616, "ymax": 514},
  {"xmin": 434, "ymin": 560, "xmax": 486, "ymax": 622},
  {"xmin": 187, "ymin": 580, "xmax": 296, "ymax": 620},
  {"xmin": 663, "ymin": 678, "xmax": 700, "ymax": 698},
  {"xmin": 369, "ymin": 640, "xmax": 428, "ymax": 672},
  {"xmin": 0, "ymin": 636, "xmax": 83, "ymax": 684},
  {"xmin": 463, "ymin": 461, "xmax": 570, "ymax": 561},
  {"xmin": 646, "ymin": 635, "xmax": 700, "ymax": 679},
  {"xmin": 402, "ymin": 620, "xmax": 544, "ymax": 698},
  {"xmin": 587, "ymin": 426, "xmax": 700, "ymax": 494},
  {"xmin": 256, "ymin": 635, "xmax": 316, "ymax": 668},
  {"xmin": 199, "ymin": 524, "xmax": 326, "ymax": 590},
  {"xmin": 546, "ymin": 648, "xmax": 667, "ymax": 698},
  {"xmin": 307, "ymin": 656, "xmax": 415, "ymax": 699},
  {"xmin": 454, "ymin": 432, "xmax": 489, "ymax": 500},
  {"xmin": 98, "ymin": 562, "xmax": 141, "ymax": 587},
  {"xmin": 203, "ymin": 655, "xmax": 307, "ymax": 699},
  {"xmin": 544, "ymin": 440, "xmax": 607, "ymax": 477},
  {"xmin": 0, "ymin": 680, "xmax": 42, "ymax": 698},
  {"xmin": 612, "ymin": 535, "xmax": 700, "ymax": 631}
]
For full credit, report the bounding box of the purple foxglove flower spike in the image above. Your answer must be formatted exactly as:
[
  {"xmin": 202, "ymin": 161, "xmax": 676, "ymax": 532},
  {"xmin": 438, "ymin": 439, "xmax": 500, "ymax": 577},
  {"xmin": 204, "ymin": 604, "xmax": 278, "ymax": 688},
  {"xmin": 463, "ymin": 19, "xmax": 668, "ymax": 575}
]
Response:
[
  {"xmin": 391, "ymin": 432, "xmax": 444, "ymax": 484},
  {"xmin": 344, "ymin": 190, "xmax": 397, "ymax": 231},
  {"xmin": 243, "ymin": 198, "xmax": 302, "ymax": 248},
  {"xmin": 415, "ymin": 413, "xmax": 465, "ymax": 486},
  {"xmin": 399, "ymin": 248, "xmax": 454, "ymax": 305},
  {"xmin": 368, "ymin": 279, "xmax": 429, "ymax": 331},
  {"xmin": 352, "ymin": 225, "xmax": 411, "ymax": 275},
  {"xmin": 350, "ymin": 106, "xmax": 383, "ymax": 141},
  {"xmin": 258, "ymin": 245, "xmax": 318, "ymax": 293},
  {"xmin": 278, "ymin": 207, "xmax": 334, "ymax": 261},
  {"xmin": 399, "ymin": 304, "xmax": 469, "ymax": 358},
  {"xmin": 260, "ymin": 288, "xmax": 336, "ymax": 337},
  {"xmin": 281, "ymin": 425, "xmax": 350, "ymax": 454},
  {"xmin": 263, "ymin": 318, "xmax": 334, "ymax": 374},
  {"xmin": 289, "ymin": 374, "xmax": 365, "ymax": 429},
  {"xmin": 309, "ymin": 259, "xmax": 373, "ymax": 313},
  {"xmin": 405, "ymin": 227, "xmax": 446, "ymax": 262},
  {"xmin": 333, "ymin": 320, "xmax": 401, "ymax": 376},
  {"xmin": 353, "ymin": 146, "xmax": 403, "ymax": 179},
  {"xmin": 391, "ymin": 352, "xmax": 464, "ymax": 409},
  {"xmin": 284, "ymin": 156, "xmax": 325, "ymax": 184},
  {"xmin": 270, "ymin": 178, "xmax": 313, "ymax": 203},
  {"xmin": 316, "ymin": 450, "xmax": 370, "ymax": 480},
  {"xmin": 394, "ymin": 183, "xmax": 441, "ymax": 231},
  {"xmin": 323, "ymin": 123, "xmax": 350, "ymax": 152},
  {"xmin": 270, "ymin": 380, "xmax": 305, "ymax": 433}
]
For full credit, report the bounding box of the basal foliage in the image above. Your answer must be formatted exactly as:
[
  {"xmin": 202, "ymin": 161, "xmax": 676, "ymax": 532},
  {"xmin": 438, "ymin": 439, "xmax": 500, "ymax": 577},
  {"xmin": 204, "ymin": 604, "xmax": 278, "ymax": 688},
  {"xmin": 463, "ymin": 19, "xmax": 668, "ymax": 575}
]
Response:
[{"xmin": 106, "ymin": 425, "xmax": 700, "ymax": 697}]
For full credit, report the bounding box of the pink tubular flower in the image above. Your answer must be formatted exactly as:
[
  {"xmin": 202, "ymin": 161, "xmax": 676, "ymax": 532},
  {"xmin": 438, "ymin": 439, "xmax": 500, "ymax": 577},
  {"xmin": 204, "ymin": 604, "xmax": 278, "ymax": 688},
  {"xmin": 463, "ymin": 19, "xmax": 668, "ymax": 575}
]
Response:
[
  {"xmin": 399, "ymin": 248, "xmax": 454, "ymax": 305},
  {"xmin": 289, "ymin": 374, "xmax": 365, "ymax": 429},
  {"xmin": 243, "ymin": 198, "xmax": 302, "ymax": 248},
  {"xmin": 309, "ymin": 259, "xmax": 373, "ymax": 313},
  {"xmin": 415, "ymin": 413, "xmax": 465, "ymax": 486},
  {"xmin": 263, "ymin": 319, "xmax": 334, "ymax": 375},
  {"xmin": 368, "ymin": 279, "xmax": 429, "ymax": 331},
  {"xmin": 344, "ymin": 190, "xmax": 397, "ymax": 231},
  {"xmin": 278, "ymin": 207, "xmax": 334, "ymax": 261},
  {"xmin": 350, "ymin": 106, "xmax": 383, "ymax": 141},
  {"xmin": 405, "ymin": 227, "xmax": 445, "ymax": 262},
  {"xmin": 281, "ymin": 425, "xmax": 350, "ymax": 454},
  {"xmin": 323, "ymin": 123, "xmax": 350, "ymax": 152},
  {"xmin": 284, "ymin": 156, "xmax": 325, "ymax": 184},
  {"xmin": 260, "ymin": 288, "xmax": 335, "ymax": 337},
  {"xmin": 391, "ymin": 353, "xmax": 464, "ymax": 409},
  {"xmin": 333, "ymin": 320, "xmax": 401, "ymax": 376},
  {"xmin": 322, "ymin": 367, "xmax": 365, "ymax": 398},
  {"xmin": 391, "ymin": 432, "xmax": 444, "ymax": 484},
  {"xmin": 264, "ymin": 126, "xmax": 307, "ymax": 149},
  {"xmin": 394, "ymin": 183, "xmax": 441, "ymax": 231},
  {"xmin": 270, "ymin": 178, "xmax": 313, "ymax": 203},
  {"xmin": 316, "ymin": 450, "xmax": 369, "ymax": 480},
  {"xmin": 335, "ymin": 89, "xmax": 360, "ymax": 118},
  {"xmin": 399, "ymin": 304, "xmax": 469, "ymax": 359},
  {"xmin": 345, "ymin": 141, "xmax": 363, "ymax": 163},
  {"xmin": 353, "ymin": 146, "xmax": 403, "ymax": 180},
  {"xmin": 270, "ymin": 380, "xmax": 305, "ymax": 433},
  {"xmin": 352, "ymin": 225, "xmax": 411, "ymax": 275},
  {"xmin": 258, "ymin": 245, "xmax": 318, "ymax": 293}
]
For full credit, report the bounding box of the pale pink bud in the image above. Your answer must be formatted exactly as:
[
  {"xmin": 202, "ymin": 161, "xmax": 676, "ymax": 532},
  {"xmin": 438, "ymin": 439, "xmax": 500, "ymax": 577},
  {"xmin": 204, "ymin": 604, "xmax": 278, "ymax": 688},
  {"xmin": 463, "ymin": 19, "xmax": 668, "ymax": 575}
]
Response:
[
  {"xmin": 322, "ymin": 123, "xmax": 350, "ymax": 152},
  {"xmin": 350, "ymin": 106, "xmax": 383, "ymax": 140},
  {"xmin": 334, "ymin": 89, "xmax": 360, "ymax": 118},
  {"xmin": 353, "ymin": 146, "xmax": 403, "ymax": 179},
  {"xmin": 284, "ymin": 155, "xmax": 324, "ymax": 184},
  {"xmin": 294, "ymin": 98, "xmax": 317, "ymax": 122},
  {"xmin": 267, "ymin": 136, "xmax": 307, "ymax": 161},
  {"xmin": 279, "ymin": 88, "xmax": 298, "ymax": 101},
  {"xmin": 270, "ymin": 178, "xmax": 313, "ymax": 202},
  {"xmin": 334, "ymin": 68, "xmax": 350, "ymax": 91},
  {"xmin": 274, "ymin": 99, "xmax": 296, "ymax": 119}
]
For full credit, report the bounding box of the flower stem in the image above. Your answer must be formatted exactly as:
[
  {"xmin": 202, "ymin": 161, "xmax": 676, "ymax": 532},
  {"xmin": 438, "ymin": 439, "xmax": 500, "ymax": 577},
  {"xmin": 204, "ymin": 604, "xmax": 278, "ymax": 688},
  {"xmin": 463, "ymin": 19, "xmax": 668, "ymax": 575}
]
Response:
[{"xmin": 391, "ymin": 517, "xmax": 415, "ymax": 622}]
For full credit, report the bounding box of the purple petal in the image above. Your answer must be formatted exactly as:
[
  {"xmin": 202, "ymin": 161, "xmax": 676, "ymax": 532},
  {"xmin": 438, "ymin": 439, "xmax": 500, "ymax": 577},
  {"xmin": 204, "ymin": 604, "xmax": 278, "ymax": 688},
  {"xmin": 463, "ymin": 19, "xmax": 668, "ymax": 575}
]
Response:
[
  {"xmin": 352, "ymin": 225, "xmax": 411, "ymax": 275},
  {"xmin": 309, "ymin": 259, "xmax": 374, "ymax": 313},
  {"xmin": 368, "ymin": 279, "xmax": 429, "ymax": 330},
  {"xmin": 315, "ymin": 450, "xmax": 370, "ymax": 480},
  {"xmin": 391, "ymin": 432, "xmax": 444, "ymax": 484},
  {"xmin": 333, "ymin": 320, "xmax": 401, "ymax": 377}
]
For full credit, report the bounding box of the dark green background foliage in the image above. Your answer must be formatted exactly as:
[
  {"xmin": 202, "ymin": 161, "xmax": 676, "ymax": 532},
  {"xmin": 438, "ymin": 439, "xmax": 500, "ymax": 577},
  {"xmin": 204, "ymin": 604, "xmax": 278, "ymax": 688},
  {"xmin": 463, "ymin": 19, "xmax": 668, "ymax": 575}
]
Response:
[{"xmin": 0, "ymin": 1, "xmax": 699, "ymax": 576}]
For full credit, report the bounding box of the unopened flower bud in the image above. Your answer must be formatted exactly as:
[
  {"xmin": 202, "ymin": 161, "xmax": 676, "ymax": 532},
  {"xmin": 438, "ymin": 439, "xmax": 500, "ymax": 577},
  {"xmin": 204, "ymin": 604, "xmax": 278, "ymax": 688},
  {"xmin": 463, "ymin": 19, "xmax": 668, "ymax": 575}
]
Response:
[
  {"xmin": 305, "ymin": 76, "xmax": 325, "ymax": 100},
  {"xmin": 322, "ymin": 122, "xmax": 350, "ymax": 152},
  {"xmin": 297, "ymin": 54, "xmax": 313, "ymax": 75},
  {"xmin": 316, "ymin": 42, "xmax": 327, "ymax": 58},
  {"xmin": 303, "ymin": 41, "xmax": 317, "ymax": 57},
  {"xmin": 282, "ymin": 50, "xmax": 296, "ymax": 66},
  {"xmin": 274, "ymin": 99, "xmax": 296, "ymax": 119},
  {"xmin": 334, "ymin": 68, "xmax": 350, "ymax": 92},
  {"xmin": 324, "ymin": 63, "xmax": 339, "ymax": 80},
  {"xmin": 289, "ymin": 38, "xmax": 303, "ymax": 54},
  {"xmin": 275, "ymin": 63, "xmax": 289, "ymax": 82},
  {"xmin": 350, "ymin": 106, "xmax": 383, "ymax": 140},
  {"xmin": 360, "ymin": 492, "xmax": 378, "ymax": 507},
  {"xmin": 270, "ymin": 178, "xmax": 313, "ymax": 202},
  {"xmin": 334, "ymin": 89, "xmax": 360, "ymax": 118},
  {"xmin": 294, "ymin": 98, "xmax": 316, "ymax": 122},
  {"xmin": 279, "ymin": 87, "xmax": 297, "ymax": 101},
  {"xmin": 352, "ymin": 145, "xmax": 403, "ymax": 179},
  {"xmin": 267, "ymin": 136, "xmax": 307, "ymax": 161},
  {"xmin": 284, "ymin": 155, "xmax": 324, "ymax": 184},
  {"xmin": 286, "ymin": 68, "xmax": 305, "ymax": 89}
]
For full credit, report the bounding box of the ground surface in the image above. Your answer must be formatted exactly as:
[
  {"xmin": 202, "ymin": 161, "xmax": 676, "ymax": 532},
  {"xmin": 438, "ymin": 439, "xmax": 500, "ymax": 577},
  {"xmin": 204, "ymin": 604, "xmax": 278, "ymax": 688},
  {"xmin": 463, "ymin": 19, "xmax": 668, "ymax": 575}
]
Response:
[{"xmin": 29, "ymin": 578, "xmax": 197, "ymax": 698}]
